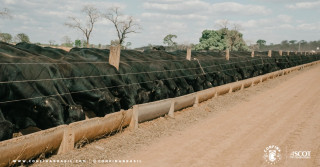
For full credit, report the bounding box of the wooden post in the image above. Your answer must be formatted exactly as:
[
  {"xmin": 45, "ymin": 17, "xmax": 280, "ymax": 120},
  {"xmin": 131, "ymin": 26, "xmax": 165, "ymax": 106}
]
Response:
[
  {"xmin": 305, "ymin": 52, "xmax": 307, "ymax": 56},
  {"xmin": 268, "ymin": 50, "xmax": 272, "ymax": 57},
  {"xmin": 251, "ymin": 51, "xmax": 254, "ymax": 58},
  {"xmin": 226, "ymin": 49, "xmax": 230, "ymax": 60},
  {"xmin": 129, "ymin": 105, "xmax": 139, "ymax": 130},
  {"xmin": 109, "ymin": 45, "xmax": 121, "ymax": 70},
  {"xmin": 186, "ymin": 47, "xmax": 191, "ymax": 60},
  {"xmin": 287, "ymin": 51, "xmax": 290, "ymax": 56},
  {"xmin": 295, "ymin": 51, "xmax": 297, "ymax": 55},
  {"xmin": 57, "ymin": 127, "xmax": 74, "ymax": 154},
  {"xmin": 279, "ymin": 50, "xmax": 282, "ymax": 56},
  {"xmin": 193, "ymin": 95, "xmax": 199, "ymax": 107},
  {"xmin": 168, "ymin": 101, "xmax": 175, "ymax": 118}
]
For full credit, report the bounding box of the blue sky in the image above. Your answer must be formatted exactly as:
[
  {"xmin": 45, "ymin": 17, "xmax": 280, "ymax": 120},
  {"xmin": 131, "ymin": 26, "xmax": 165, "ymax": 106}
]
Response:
[{"xmin": 1, "ymin": 0, "xmax": 320, "ymax": 48}]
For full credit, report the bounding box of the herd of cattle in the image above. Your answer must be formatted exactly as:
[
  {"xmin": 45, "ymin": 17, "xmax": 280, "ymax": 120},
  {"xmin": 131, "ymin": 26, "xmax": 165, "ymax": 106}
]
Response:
[{"xmin": 0, "ymin": 42, "xmax": 319, "ymax": 141}]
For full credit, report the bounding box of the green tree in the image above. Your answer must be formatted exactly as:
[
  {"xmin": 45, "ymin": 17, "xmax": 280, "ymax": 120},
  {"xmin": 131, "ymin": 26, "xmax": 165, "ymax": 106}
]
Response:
[
  {"xmin": 289, "ymin": 40, "xmax": 297, "ymax": 44},
  {"xmin": 224, "ymin": 29, "xmax": 248, "ymax": 51},
  {"xmin": 15, "ymin": 33, "xmax": 30, "ymax": 43},
  {"xmin": 196, "ymin": 29, "xmax": 249, "ymax": 51},
  {"xmin": 0, "ymin": 33, "xmax": 12, "ymax": 43},
  {"xmin": 75, "ymin": 39, "xmax": 81, "ymax": 47},
  {"xmin": 163, "ymin": 34, "xmax": 177, "ymax": 47},
  {"xmin": 256, "ymin": 39, "xmax": 266, "ymax": 47},
  {"xmin": 195, "ymin": 30, "xmax": 226, "ymax": 51}
]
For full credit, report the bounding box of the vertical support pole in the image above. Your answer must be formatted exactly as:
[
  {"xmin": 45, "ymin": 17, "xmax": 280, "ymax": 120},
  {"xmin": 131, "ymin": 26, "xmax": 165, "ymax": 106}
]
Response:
[
  {"xmin": 268, "ymin": 50, "xmax": 272, "ymax": 57},
  {"xmin": 109, "ymin": 45, "xmax": 121, "ymax": 70},
  {"xmin": 58, "ymin": 127, "xmax": 74, "ymax": 155},
  {"xmin": 186, "ymin": 47, "xmax": 191, "ymax": 61},
  {"xmin": 279, "ymin": 50, "xmax": 283, "ymax": 56},
  {"xmin": 168, "ymin": 101, "xmax": 175, "ymax": 118},
  {"xmin": 240, "ymin": 83, "xmax": 244, "ymax": 90},
  {"xmin": 287, "ymin": 51, "xmax": 290, "ymax": 56},
  {"xmin": 295, "ymin": 51, "xmax": 297, "ymax": 55},
  {"xmin": 193, "ymin": 95, "xmax": 199, "ymax": 107},
  {"xmin": 226, "ymin": 49, "xmax": 230, "ymax": 60},
  {"xmin": 305, "ymin": 52, "xmax": 307, "ymax": 56},
  {"xmin": 251, "ymin": 51, "xmax": 254, "ymax": 58},
  {"xmin": 129, "ymin": 105, "xmax": 139, "ymax": 130}
]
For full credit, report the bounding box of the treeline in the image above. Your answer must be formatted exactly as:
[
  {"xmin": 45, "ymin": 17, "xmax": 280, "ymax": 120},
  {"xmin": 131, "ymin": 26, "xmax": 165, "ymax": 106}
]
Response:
[{"xmin": 254, "ymin": 40, "xmax": 320, "ymax": 52}]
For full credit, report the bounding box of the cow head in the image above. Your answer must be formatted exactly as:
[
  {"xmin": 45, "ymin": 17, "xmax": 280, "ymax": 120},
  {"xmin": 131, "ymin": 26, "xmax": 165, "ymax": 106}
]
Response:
[
  {"xmin": 96, "ymin": 91, "xmax": 121, "ymax": 117},
  {"xmin": 64, "ymin": 105, "xmax": 85, "ymax": 124},
  {"xmin": 33, "ymin": 97, "xmax": 64, "ymax": 129}
]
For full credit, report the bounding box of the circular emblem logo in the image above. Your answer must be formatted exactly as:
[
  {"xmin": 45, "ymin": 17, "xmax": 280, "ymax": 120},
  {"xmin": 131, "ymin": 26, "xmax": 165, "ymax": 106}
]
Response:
[{"xmin": 263, "ymin": 145, "xmax": 281, "ymax": 165}]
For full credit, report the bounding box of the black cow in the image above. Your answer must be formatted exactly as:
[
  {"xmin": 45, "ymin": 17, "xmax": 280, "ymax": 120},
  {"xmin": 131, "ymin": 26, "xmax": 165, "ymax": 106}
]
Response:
[{"xmin": 0, "ymin": 108, "xmax": 13, "ymax": 141}]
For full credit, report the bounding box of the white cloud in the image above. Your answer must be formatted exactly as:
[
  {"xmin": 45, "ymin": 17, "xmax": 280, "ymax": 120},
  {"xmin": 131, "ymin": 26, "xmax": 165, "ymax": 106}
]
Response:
[
  {"xmin": 277, "ymin": 14, "xmax": 292, "ymax": 23},
  {"xmin": 3, "ymin": 0, "xmax": 16, "ymax": 5},
  {"xmin": 141, "ymin": 12, "xmax": 208, "ymax": 20},
  {"xmin": 286, "ymin": 1, "xmax": 320, "ymax": 9},
  {"xmin": 211, "ymin": 2, "xmax": 271, "ymax": 15},
  {"xmin": 143, "ymin": 1, "xmax": 271, "ymax": 16},
  {"xmin": 297, "ymin": 23, "xmax": 320, "ymax": 31}
]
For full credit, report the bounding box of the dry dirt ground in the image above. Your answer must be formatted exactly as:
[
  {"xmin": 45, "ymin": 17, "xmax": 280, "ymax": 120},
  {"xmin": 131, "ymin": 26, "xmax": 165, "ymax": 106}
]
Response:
[{"xmin": 33, "ymin": 64, "xmax": 320, "ymax": 167}]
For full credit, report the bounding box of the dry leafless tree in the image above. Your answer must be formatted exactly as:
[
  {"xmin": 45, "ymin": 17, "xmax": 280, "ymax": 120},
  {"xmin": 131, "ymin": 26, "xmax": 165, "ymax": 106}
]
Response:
[
  {"xmin": 103, "ymin": 7, "xmax": 141, "ymax": 46},
  {"xmin": 65, "ymin": 5, "xmax": 99, "ymax": 47},
  {"xmin": 0, "ymin": 8, "xmax": 12, "ymax": 18}
]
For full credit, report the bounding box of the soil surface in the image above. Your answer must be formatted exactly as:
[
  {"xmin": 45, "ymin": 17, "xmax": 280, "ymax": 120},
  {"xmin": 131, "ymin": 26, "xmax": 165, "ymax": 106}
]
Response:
[{"xmin": 33, "ymin": 64, "xmax": 320, "ymax": 167}]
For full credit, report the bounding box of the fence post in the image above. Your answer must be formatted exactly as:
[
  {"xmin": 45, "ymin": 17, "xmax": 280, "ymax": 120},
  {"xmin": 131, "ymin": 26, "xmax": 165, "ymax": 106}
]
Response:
[
  {"xmin": 226, "ymin": 49, "xmax": 230, "ymax": 60},
  {"xmin": 251, "ymin": 51, "xmax": 254, "ymax": 58},
  {"xmin": 193, "ymin": 95, "xmax": 199, "ymax": 107},
  {"xmin": 186, "ymin": 47, "xmax": 191, "ymax": 60},
  {"xmin": 279, "ymin": 50, "xmax": 282, "ymax": 56},
  {"xmin": 168, "ymin": 100, "xmax": 175, "ymax": 118},
  {"xmin": 129, "ymin": 105, "xmax": 139, "ymax": 130},
  {"xmin": 287, "ymin": 51, "xmax": 290, "ymax": 56},
  {"xmin": 268, "ymin": 50, "xmax": 272, "ymax": 57},
  {"xmin": 109, "ymin": 45, "xmax": 121, "ymax": 70},
  {"xmin": 57, "ymin": 127, "xmax": 74, "ymax": 155}
]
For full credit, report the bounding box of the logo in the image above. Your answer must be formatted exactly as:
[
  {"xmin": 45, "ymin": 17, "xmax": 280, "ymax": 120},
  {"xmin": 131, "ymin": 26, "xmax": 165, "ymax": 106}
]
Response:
[
  {"xmin": 263, "ymin": 145, "xmax": 281, "ymax": 165},
  {"xmin": 290, "ymin": 151, "xmax": 311, "ymax": 159}
]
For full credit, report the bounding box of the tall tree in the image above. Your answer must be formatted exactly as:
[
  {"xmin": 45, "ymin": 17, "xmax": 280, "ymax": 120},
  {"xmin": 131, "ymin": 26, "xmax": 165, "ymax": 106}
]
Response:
[
  {"xmin": 15, "ymin": 33, "xmax": 30, "ymax": 43},
  {"xmin": 163, "ymin": 34, "xmax": 177, "ymax": 47},
  {"xmin": 256, "ymin": 39, "xmax": 266, "ymax": 48},
  {"xmin": 103, "ymin": 6, "xmax": 141, "ymax": 45},
  {"xmin": 289, "ymin": 40, "xmax": 297, "ymax": 44},
  {"xmin": 195, "ymin": 30, "xmax": 226, "ymax": 51},
  {"xmin": 0, "ymin": 33, "xmax": 12, "ymax": 43},
  {"xmin": 65, "ymin": 5, "xmax": 99, "ymax": 48}
]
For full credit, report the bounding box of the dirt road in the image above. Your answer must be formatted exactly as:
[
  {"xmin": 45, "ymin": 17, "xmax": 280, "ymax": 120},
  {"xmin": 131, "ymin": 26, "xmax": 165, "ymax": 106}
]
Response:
[
  {"xmin": 120, "ymin": 64, "xmax": 320, "ymax": 167},
  {"xmin": 34, "ymin": 64, "xmax": 320, "ymax": 167}
]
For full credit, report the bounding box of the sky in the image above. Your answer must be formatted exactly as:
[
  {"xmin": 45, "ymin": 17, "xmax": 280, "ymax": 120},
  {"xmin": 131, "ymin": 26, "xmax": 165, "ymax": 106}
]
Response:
[{"xmin": 1, "ymin": 0, "xmax": 320, "ymax": 48}]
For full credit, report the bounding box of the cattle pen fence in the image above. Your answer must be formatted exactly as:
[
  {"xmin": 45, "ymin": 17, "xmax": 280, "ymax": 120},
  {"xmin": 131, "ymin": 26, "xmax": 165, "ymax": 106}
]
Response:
[{"xmin": 0, "ymin": 53, "xmax": 319, "ymax": 166}]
